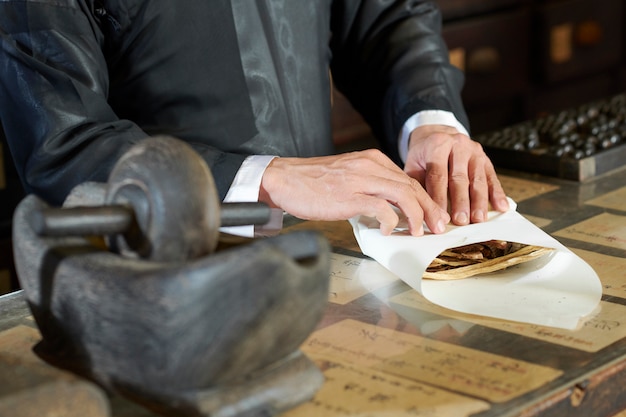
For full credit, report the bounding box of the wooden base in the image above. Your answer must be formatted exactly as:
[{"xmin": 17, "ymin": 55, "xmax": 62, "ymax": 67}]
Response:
[{"xmin": 119, "ymin": 350, "xmax": 324, "ymax": 417}]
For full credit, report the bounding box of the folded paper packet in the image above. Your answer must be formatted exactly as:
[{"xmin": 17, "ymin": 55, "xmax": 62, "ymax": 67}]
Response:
[{"xmin": 349, "ymin": 198, "xmax": 602, "ymax": 330}]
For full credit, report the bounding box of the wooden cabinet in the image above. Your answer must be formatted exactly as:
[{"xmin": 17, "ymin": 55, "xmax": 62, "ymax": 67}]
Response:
[
  {"xmin": 527, "ymin": 0, "xmax": 624, "ymax": 116},
  {"xmin": 442, "ymin": 10, "xmax": 530, "ymax": 105},
  {"xmin": 442, "ymin": 0, "xmax": 625, "ymax": 130},
  {"xmin": 331, "ymin": 0, "xmax": 626, "ymax": 142},
  {"xmin": 441, "ymin": 9, "xmax": 531, "ymax": 132},
  {"xmin": 532, "ymin": 0, "xmax": 623, "ymax": 84}
]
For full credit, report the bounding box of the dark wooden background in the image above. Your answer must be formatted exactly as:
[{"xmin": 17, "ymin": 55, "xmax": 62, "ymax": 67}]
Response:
[{"xmin": 332, "ymin": 0, "xmax": 626, "ymax": 145}]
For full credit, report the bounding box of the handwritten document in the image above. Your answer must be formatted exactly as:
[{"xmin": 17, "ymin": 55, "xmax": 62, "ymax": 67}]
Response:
[
  {"xmin": 301, "ymin": 319, "xmax": 561, "ymax": 403},
  {"xmin": 498, "ymin": 175, "xmax": 560, "ymax": 202},
  {"xmin": 391, "ymin": 290, "xmax": 626, "ymax": 353},
  {"xmin": 571, "ymin": 248, "xmax": 626, "ymax": 299},
  {"xmin": 554, "ymin": 213, "xmax": 626, "ymax": 250},
  {"xmin": 329, "ymin": 253, "xmax": 398, "ymax": 305},
  {"xmin": 586, "ymin": 186, "xmax": 626, "ymax": 212},
  {"xmin": 284, "ymin": 358, "xmax": 489, "ymax": 417}
]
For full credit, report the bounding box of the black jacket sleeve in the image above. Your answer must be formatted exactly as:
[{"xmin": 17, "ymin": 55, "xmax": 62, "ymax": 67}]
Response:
[
  {"xmin": 0, "ymin": 1, "xmax": 132, "ymax": 205},
  {"xmin": 330, "ymin": 0, "xmax": 468, "ymax": 162},
  {"xmin": 0, "ymin": 0, "xmax": 246, "ymax": 206}
]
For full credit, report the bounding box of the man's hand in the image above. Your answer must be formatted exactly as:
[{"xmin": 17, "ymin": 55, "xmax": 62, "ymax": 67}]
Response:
[
  {"xmin": 404, "ymin": 125, "xmax": 509, "ymax": 225},
  {"xmin": 259, "ymin": 149, "xmax": 450, "ymax": 236}
]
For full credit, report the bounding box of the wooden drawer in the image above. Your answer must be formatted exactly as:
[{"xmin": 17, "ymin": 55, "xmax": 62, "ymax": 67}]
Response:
[
  {"xmin": 533, "ymin": 0, "xmax": 623, "ymax": 84},
  {"xmin": 442, "ymin": 10, "xmax": 530, "ymax": 105}
]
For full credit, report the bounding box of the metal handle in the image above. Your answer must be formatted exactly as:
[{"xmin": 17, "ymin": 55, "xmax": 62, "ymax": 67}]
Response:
[{"xmin": 29, "ymin": 202, "xmax": 272, "ymax": 237}]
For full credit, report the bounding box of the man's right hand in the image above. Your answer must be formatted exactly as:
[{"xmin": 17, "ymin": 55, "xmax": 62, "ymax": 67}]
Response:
[{"xmin": 259, "ymin": 149, "xmax": 450, "ymax": 236}]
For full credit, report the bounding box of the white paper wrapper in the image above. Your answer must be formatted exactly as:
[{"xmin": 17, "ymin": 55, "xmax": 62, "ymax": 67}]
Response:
[{"xmin": 349, "ymin": 198, "xmax": 602, "ymax": 330}]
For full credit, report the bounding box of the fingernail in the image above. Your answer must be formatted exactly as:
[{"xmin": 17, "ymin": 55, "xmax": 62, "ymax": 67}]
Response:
[
  {"xmin": 436, "ymin": 219, "xmax": 446, "ymax": 233},
  {"xmin": 472, "ymin": 210, "xmax": 485, "ymax": 222},
  {"xmin": 455, "ymin": 211, "xmax": 469, "ymax": 225}
]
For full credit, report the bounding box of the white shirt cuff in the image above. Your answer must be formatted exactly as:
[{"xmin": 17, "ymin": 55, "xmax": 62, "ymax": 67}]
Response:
[
  {"xmin": 220, "ymin": 155, "xmax": 283, "ymax": 237},
  {"xmin": 398, "ymin": 110, "xmax": 469, "ymax": 163}
]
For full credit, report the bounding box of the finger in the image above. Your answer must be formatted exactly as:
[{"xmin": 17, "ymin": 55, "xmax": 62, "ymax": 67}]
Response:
[
  {"xmin": 402, "ymin": 177, "xmax": 450, "ymax": 235},
  {"xmin": 485, "ymin": 162, "xmax": 510, "ymax": 212},
  {"xmin": 405, "ymin": 165, "xmax": 426, "ymax": 188},
  {"xmin": 418, "ymin": 193, "xmax": 450, "ymax": 234},
  {"xmin": 468, "ymin": 155, "xmax": 489, "ymax": 223},
  {"xmin": 424, "ymin": 160, "xmax": 450, "ymax": 211},
  {"xmin": 364, "ymin": 197, "xmax": 401, "ymax": 236},
  {"xmin": 346, "ymin": 193, "xmax": 424, "ymax": 236},
  {"xmin": 362, "ymin": 175, "xmax": 448, "ymax": 235},
  {"xmin": 448, "ymin": 144, "xmax": 472, "ymax": 225},
  {"xmin": 365, "ymin": 177, "xmax": 427, "ymax": 236}
]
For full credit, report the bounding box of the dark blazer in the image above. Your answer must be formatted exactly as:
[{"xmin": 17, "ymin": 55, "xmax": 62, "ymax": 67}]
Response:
[{"xmin": 0, "ymin": 0, "xmax": 467, "ymax": 205}]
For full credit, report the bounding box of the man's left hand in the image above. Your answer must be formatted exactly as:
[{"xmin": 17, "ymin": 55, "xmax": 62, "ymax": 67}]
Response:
[{"xmin": 404, "ymin": 124, "xmax": 510, "ymax": 225}]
